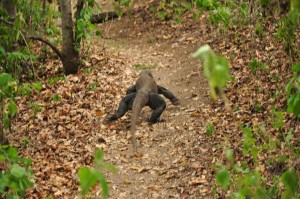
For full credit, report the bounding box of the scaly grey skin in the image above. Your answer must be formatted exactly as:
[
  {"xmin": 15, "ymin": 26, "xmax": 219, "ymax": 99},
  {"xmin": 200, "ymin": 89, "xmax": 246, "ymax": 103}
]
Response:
[{"xmin": 105, "ymin": 70, "xmax": 180, "ymax": 152}]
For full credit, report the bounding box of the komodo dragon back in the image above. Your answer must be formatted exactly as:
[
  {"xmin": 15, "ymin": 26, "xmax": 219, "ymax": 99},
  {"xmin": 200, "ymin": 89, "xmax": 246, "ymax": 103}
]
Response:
[{"xmin": 130, "ymin": 70, "xmax": 157, "ymax": 152}]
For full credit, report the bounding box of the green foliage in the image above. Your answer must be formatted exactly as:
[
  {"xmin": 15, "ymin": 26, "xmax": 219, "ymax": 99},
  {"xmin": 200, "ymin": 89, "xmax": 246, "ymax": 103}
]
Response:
[
  {"xmin": 27, "ymin": 102, "xmax": 42, "ymax": 115},
  {"xmin": 286, "ymin": 62, "xmax": 300, "ymax": 117},
  {"xmin": 248, "ymin": 60, "xmax": 268, "ymax": 76},
  {"xmin": 30, "ymin": 82, "xmax": 42, "ymax": 92},
  {"xmin": 0, "ymin": 11, "xmax": 24, "ymax": 50},
  {"xmin": 281, "ymin": 170, "xmax": 300, "ymax": 199},
  {"xmin": 0, "ymin": 34, "xmax": 37, "ymax": 77},
  {"xmin": 242, "ymin": 126, "xmax": 258, "ymax": 163},
  {"xmin": 276, "ymin": 8, "xmax": 300, "ymax": 56},
  {"xmin": 83, "ymin": 68, "xmax": 92, "ymax": 74},
  {"xmin": 194, "ymin": 0, "xmax": 219, "ymax": 11},
  {"xmin": 47, "ymin": 76, "xmax": 65, "ymax": 85},
  {"xmin": 226, "ymin": 149, "xmax": 234, "ymax": 167},
  {"xmin": 193, "ymin": 45, "xmax": 230, "ymax": 101},
  {"xmin": 271, "ymin": 108, "xmax": 284, "ymax": 130},
  {"xmin": 255, "ymin": 21, "xmax": 264, "ymax": 37},
  {"xmin": 75, "ymin": 0, "xmax": 97, "ymax": 50},
  {"xmin": 18, "ymin": 82, "xmax": 43, "ymax": 97},
  {"xmin": 52, "ymin": 94, "xmax": 61, "ymax": 102},
  {"xmin": 8, "ymin": 101, "xmax": 17, "ymax": 117},
  {"xmin": 255, "ymin": 102, "xmax": 263, "ymax": 113},
  {"xmin": 194, "ymin": 1, "xmax": 251, "ymax": 29},
  {"xmin": 78, "ymin": 149, "xmax": 117, "ymax": 198},
  {"xmin": 112, "ymin": 0, "xmax": 131, "ymax": 16},
  {"xmin": 0, "ymin": 73, "xmax": 17, "ymax": 99},
  {"xmin": 6, "ymin": 51, "xmax": 36, "ymax": 76},
  {"xmin": 133, "ymin": 63, "xmax": 156, "ymax": 70},
  {"xmin": 233, "ymin": 171, "xmax": 268, "ymax": 198},
  {"xmin": 17, "ymin": 0, "xmax": 42, "ymax": 32},
  {"xmin": 209, "ymin": 6, "xmax": 231, "ymax": 28},
  {"xmin": 216, "ymin": 167, "xmax": 230, "ymax": 189},
  {"xmin": 21, "ymin": 137, "xmax": 32, "ymax": 148},
  {"xmin": 17, "ymin": 0, "xmax": 60, "ymax": 35},
  {"xmin": 0, "ymin": 145, "xmax": 34, "ymax": 198},
  {"xmin": 0, "ymin": 73, "xmax": 17, "ymax": 137},
  {"xmin": 215, "ymin": 123, "xmax": 299, "ymax": 198},
  {"xmin": 239, "ymin": 2, "xmax": 249, "ymax": 19},
  {"xmin": 86, "ymin": 83, "xmax": 97, "ymax": 91},
  {"xmin": 206, "ymin": 123, "xmax": 214, "ymax": 136},
  {"xmin": 258, "ymin": 0, "xmax": 272, "ymax": 7},
  {"xmin": 150, "ymin": 0, "xmax": 192, "ymax": 22},
  {"xmin": 0, "ymin": 0, "xmax": 51, "ymax": 77}
]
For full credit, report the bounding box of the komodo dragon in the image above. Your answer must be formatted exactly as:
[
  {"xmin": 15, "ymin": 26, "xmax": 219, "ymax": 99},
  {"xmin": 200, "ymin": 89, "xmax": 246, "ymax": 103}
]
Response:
[{"xmin": 105, "ymin": 70, "xmax": 179, "ymax": 151}]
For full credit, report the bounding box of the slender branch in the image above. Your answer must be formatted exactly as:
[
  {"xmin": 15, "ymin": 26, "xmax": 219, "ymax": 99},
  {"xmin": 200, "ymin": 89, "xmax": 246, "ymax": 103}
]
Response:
[
  {"xmin": 90, "ymin": 12, "xmax": 119, "ymax": 24},
  {"xmin": 1, "ymin": 18, "xmax": 62, "ymax": 61},
  {"xmin": 27, "ymin": 36, "xmax": 63, "ymax": 61},
  {"xmin": 0, "ymin": 18, "xmax": 14, "ymax": 27},
  {"xmin": 20, "ymin": 32, "xmax": 36, "ymax": 79}
]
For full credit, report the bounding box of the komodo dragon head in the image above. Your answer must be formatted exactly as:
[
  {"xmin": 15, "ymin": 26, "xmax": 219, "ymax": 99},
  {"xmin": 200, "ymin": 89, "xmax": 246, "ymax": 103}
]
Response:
[{"xmin": 139, "ymin": 70, "xmax": 153, "ymax": 78}]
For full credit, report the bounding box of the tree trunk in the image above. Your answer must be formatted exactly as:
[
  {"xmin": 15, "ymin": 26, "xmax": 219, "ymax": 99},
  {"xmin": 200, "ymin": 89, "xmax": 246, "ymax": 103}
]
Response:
[
  {"xmin": 1, "ymin": 0, "xmax": 16, "ymax": 19},
  {"xmin": 60, "ymin": 0, "xmax": 79, "ymax": 75},
  {"xmin": 0, "ymin": 101, "xmax": 9, "ymax": 145},
  {"xmin": 1, "ymin": 0, "xmax": 17, "ymax": 52},
  {"xmin": 42, "ymin": 0, "xmax": 47, "ymax": 27}
]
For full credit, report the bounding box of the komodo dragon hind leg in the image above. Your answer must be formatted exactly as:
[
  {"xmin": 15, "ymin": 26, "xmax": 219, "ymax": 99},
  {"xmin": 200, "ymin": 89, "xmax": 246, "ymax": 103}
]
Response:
[{"xmin": 148, "ymin": 93, "xmax": 166, "ymax": 123}]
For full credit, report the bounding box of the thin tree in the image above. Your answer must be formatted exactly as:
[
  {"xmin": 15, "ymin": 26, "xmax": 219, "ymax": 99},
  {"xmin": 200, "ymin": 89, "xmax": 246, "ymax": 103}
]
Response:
[
  {"xmin": 29, "ymin": 0, "xmax": 84, "ymax": 75},
  {"xmin": 60, "ymin": 0, "xmax": 80, "ymax": 75}
]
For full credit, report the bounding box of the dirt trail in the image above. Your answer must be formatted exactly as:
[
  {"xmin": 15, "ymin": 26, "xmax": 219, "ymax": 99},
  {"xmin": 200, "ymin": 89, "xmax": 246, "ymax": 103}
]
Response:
[{"xmin": 96, "ymin": 14, "xmax": 215, "ymax": 198}]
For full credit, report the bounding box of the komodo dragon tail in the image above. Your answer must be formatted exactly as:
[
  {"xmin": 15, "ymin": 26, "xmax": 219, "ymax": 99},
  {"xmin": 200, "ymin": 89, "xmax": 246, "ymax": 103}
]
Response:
[{"xmin": 130, "ymin": 91, "xmax": 148, "ymax": 152}]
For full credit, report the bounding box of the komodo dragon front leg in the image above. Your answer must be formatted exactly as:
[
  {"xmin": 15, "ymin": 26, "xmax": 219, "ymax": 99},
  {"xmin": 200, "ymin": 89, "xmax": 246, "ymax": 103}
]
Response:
[{"xmin": 105, "ymin": 85, "xmax": 179, "ymax": 123}]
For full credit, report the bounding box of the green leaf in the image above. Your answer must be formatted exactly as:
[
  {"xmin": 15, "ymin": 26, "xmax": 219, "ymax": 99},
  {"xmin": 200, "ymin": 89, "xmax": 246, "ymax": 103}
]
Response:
[
  {"xmin": 285, "ymin": 75, "xmax": 297, "ymax": 97},
  {"xmin": 288, "ymin": 92, "xmax": 300, "ymax": 116},
  {"xmin": 292, "ymin": 62, "xmax": 300, "ymax": 72},
  {"xmin": 96, "ymin": 171, "xmax": 109, "ymax": 198},
  {"xmin": 192, "ymin": 45, "xmax": 211, "ymax": 59},
  {"xmin": 226, "ymin": 149, "xmax": 233, "ymax": 162},
  {"xmin": 216, "ymin": 167, "xmax": 230, "ymax": 189},
  {"xmin": 281, "ymin": 170, "xmax": 299, "ymax": 194},
  {"xmin": 206, "ymin": 123, "xmax": 214, "ymax": 136},
  {"xmin": 251, "ymin": 146, "xmax": 259, "ymax": 160},
  {"xmin": 193, "ymin": 45, "xmax": 230, "ymax": 100},
  {"xmin": 88, "ymin": 22, "xmax": 96, "ymax": 30},
  {"xmin": 94, "ymin": 148, "xmax": 104, "ymax": 166},
  {"xmin": 7, "ymin": 146, "xmax": 18, "ymax": 158},
  {"xmin": 19, "ymin": 157, "xmax": 32, "ymax": 168},
  {"xmin": 0, "ymin": 154, "xmax": 6, "ymax": 162},
  {"xmin": 102, "ymin": 163, "xmax": 117, "ymax": 173},
  {"xmin": 0, "ymin": 46, "xmax": 6, "ymax": 55},
  {"xmin": 250, "ymin": 174, "xmax": 258, "ymax": 185},
  {"xmin": 285, "ymin": 129, "xmax": 293, "ymax": 143},
  {"xmin": 31, "ymin": 82, "xmax": 43, "ymax": 92},
  {"xmin": 10, "ymin": 164, "xmax": 26, "ymax": 178},
  {"xmin": 3, "ymin": 113, "xmax": 10, "ymax": 128},
  {"xmin": 0, "ymin": 73, "xmax": 15, "ymax": 88},
  {"xmin": 287, "ymin": 94, "xmax": 296, "ymax": 113},
  {"xmin": 95, "ymin": 29, "xmax": 102, "ymax": 36},
  {"xmin": 234, "ymin": 166, "xmax": 250, "ymax": 174},
  {"xmin": 8, "ymin": 101, "xmax": 18, "ymax": 117},
  {"xmin": 52, "ymin": 94, "xmax": 61, "ymax": 102},
  {"xmin": 78, "ymin": 167, "xmax": 98, "ymax": 196}
]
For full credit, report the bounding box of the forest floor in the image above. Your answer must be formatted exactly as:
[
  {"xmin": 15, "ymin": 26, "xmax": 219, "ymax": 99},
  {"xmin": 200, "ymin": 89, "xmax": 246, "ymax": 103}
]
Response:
[
  {"xmin": 94, "ymin": 8, "xmax": 214, "ymax": 199},
  {"xmin": 8, "ymin": 2, "xmax": 299, "ymax": 199}
]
